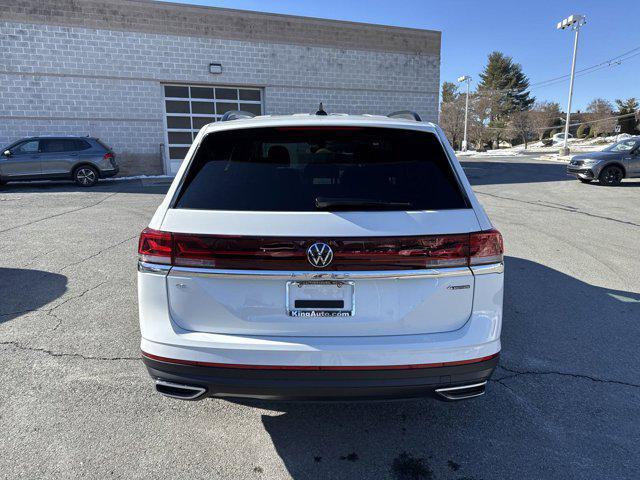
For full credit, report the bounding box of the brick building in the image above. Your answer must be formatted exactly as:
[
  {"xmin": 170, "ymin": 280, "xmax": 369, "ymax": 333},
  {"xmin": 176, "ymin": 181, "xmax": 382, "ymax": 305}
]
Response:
[{"xmin": 0, "ymin": 0, "xmax": 441, "ymax": 175}]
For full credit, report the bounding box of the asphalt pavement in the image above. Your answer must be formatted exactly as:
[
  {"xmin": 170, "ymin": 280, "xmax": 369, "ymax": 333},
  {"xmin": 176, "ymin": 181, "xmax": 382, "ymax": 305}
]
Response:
[{"xmin": 1, "ymin": 157, "xmax": 639, "ymax": 479}]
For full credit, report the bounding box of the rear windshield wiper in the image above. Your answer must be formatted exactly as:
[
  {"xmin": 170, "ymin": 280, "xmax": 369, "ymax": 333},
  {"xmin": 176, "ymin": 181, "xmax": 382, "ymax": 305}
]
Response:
[{"xmin": 315, "ymin": 197, "xmax": 413, "ymax": 210}]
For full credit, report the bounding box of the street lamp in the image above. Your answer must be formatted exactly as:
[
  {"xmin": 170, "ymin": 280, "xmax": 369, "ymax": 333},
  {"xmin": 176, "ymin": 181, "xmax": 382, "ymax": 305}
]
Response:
[
  {"xmin": 557, "ymin": 14, "xmax": 586, "ymax": 156},
  {"xmin": 457, "ymin": 75, "xmax": 472, "ymax": 151}
]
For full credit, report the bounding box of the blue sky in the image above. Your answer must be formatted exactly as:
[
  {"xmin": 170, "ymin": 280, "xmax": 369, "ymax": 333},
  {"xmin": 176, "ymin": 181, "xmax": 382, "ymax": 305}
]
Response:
[{"xmin": 163, "ymin": 0, "xmax": 640, "ymax": 111}]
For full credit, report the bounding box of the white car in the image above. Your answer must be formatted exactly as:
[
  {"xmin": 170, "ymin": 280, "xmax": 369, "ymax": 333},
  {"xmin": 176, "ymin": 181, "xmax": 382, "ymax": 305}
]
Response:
[
  {"xmin": 137, "ymin": 110, "xmax": 504, "ymax": 402},
  {"xmin": 552, "ymin": 132, "xmax": 573, "ymax": 144}
]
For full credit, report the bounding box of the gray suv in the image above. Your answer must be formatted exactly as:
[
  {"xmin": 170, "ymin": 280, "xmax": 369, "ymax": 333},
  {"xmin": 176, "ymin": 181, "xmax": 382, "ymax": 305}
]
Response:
[
  {"xmin": 567, "ymin": 136, "xmax": 640, "ymax": 186},
  {"xmin": 0, "ymin": 136, "xmax": 119, "ymax": 187}
]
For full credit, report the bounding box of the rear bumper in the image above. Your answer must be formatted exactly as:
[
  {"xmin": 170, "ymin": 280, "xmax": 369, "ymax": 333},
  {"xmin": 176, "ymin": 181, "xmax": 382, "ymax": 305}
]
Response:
[
  {"xmin": 142, "ymin": 352, "xmax": 499, "ymax": 401},
  {"xmin": 99, "ymin": 166, "xmax": 119, "ymax": 178}
]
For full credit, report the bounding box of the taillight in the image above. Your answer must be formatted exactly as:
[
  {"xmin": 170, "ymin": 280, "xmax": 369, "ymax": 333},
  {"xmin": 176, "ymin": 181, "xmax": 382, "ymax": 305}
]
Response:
[
  {"xmin": 138, "ymin": 228, "xmax": 173, "ymax": 264},
  {"xmin": 333, "ymin": 235, "xmax": 469, "ymax": 269},
  {"xmin": 103, "ymin": 152, "xmax": 115, "ymax": 165},
  {"xmin": 173, "ymin": 234, "xmax": 220, "ymax": 268},
  {"xmin": 469, "ymin": 229, "xmax": 504, "ymax": 266},
  {"xmin": 137, "ymin": 230, "xmax": 503, "ymax": 270}
]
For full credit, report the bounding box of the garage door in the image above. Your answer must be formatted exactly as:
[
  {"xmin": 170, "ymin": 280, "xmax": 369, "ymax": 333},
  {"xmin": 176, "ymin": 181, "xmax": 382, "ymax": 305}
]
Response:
[{"xmin": 163, "ymin": 84, "xmax": 263, "ymax": 174}]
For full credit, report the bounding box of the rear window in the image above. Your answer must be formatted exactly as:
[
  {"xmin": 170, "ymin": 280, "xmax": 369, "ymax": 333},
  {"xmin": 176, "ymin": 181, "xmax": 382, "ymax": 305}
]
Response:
[
  {"xmin": 95, "ymin": 139, "xmax": 112, "ymax": 151},
  {"xmin": 173, "ymin": 127, "xmax": 468, "ymax": 212}
]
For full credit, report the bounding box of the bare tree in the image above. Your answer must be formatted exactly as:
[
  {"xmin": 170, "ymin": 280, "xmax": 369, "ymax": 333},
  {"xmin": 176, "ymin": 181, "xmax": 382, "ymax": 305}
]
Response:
[
  {"xmin": 530, "ymin": 101, "xmax": 561, "ymax": 141},
  {"xmin": 586, "ymin": 98, "xmax": 616, "ymax": 137},
  {"xmin": 508, "ymin": 110, "xmax": 534, "ymax": 149},
  {"xmin": 467, "ymin": 95, "xmax": 493, "ymax": 150},
  {"xmin": 439, "ymin": 95, "xmax": 466, "ymax": 150}
]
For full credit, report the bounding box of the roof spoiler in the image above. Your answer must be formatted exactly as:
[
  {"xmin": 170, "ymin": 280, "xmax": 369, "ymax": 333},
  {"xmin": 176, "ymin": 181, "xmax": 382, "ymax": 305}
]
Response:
[
  {"xmin": 220, "ymin": 110, "xmax": 256, "ymax": 122},
  {"xmin": 387, "ymin": 110, "xmax": 422, "ymax": 122}
]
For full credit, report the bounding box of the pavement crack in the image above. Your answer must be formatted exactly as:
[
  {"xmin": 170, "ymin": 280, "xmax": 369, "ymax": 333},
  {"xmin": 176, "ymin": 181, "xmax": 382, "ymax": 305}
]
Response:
[
  {"xmin": 48, "ymin": 281, "xmax": 108, "ymax": 330},
  {"xmin": 475, "ymin": 191, "xmax": 640, "ymax": 228},
  {"xmin": 59, "ymin": 235, "xmax": 137, "ymax": 272},
  {"xmin": 0, "ymin": 341, "xmax": 139, "ymax": 361},
  {"xmin": 495, "ymin": 364, "xmax": 640, "ymax": 389},
  {"xmin": 0, "ymin": 191, "xmax": 120, "ymax": 235},
  {"xmin": 0, "ymin": 282, "xmax": 107, "ymax": 326},
  {"xmin": 19, "ymin": 248, "xmax": 57, "ymax": 268}
]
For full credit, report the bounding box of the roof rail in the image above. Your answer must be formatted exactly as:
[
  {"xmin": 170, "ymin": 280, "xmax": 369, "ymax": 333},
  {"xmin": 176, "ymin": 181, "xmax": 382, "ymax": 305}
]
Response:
[
  {"xmin": 387, "ymin": 110, "xmax": 422, "ymax": 122},
  {"xmin": 220, "ymin": 110, "xmax": 256, "ymax": 122}
]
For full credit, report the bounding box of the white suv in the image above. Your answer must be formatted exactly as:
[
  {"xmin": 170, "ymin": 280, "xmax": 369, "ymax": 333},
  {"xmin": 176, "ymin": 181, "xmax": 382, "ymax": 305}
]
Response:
[{"xmin": 138, "ymin": 110, "xmax": 504, "ymax": 402}]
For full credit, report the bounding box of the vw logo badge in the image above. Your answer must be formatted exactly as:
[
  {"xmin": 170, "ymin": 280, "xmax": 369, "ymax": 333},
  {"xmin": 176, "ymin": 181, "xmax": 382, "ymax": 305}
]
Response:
[{"xmin": 307, "ymin": 242, "xmax": 333, "ymax": 268}]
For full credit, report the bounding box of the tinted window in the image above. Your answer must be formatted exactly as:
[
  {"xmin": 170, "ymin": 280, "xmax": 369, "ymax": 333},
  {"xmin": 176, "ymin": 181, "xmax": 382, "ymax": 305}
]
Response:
[
  {"xmin": 168, "ymin": 132, "xmax": 193, "ymax": 144},
  {"xmin": 73, "ymin": 139, "xmax": 91, "ymax": 151},
  {"xmin": 216, "ymin": 102, "xmax": 238, "ymax": 115},
  {"xmin": 190, "ymin": 87, "xmax": 214, "ymax": 99},
  {"xmin": 239, "ymin": 89, "xmax": 261, "ymax": 101},
  {"xmin": 192, "ymin": 117, "xmax": 214, "ymax": 129},
  {"xmin": 166, "ymin": 101, "xmax": 190, "ymax": 113},
  {"xmin": 167, "ymin": 116, "xmax": 191, "ymax": 129},
  {"xmin": 242, "ymin": 103, "xmax": 262, "ymax": 116},
  {"xmin": 41, "ymin": 139, "xmax": 66, "ymax": 153},
  {"xmin": 13, "ymin": 140, "xmax": 39, "ymax": 154},
  {"xmin": 174, "ymin": 127, "xmax": 468, "ymax": 212},
  {"xmin": 95, "ymin": 139, "xmax": 112, "ymax": 151},
  {"xmin": 41, "ymin": 139, "xmax": 79, "ymax": 153},
  {"xmin": 215, "ymin": 88, "xmax": 237, "ymax": 100},
  {"xmin": 164, "ymin": 85, "xmax": 189, "ymax": 98}
]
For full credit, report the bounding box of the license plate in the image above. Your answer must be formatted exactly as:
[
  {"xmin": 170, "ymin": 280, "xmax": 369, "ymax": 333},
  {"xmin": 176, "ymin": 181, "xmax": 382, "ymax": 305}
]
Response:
[{"xmin": 286, "ymin": 280, "xmax": 355, "ymax": 317}]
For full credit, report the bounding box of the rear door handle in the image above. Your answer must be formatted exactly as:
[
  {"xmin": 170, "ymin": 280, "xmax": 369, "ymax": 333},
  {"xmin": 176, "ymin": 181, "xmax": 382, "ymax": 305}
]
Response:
[{"xmin": 69, "ymin": 153, "xmax": 78, "ymax": 156}]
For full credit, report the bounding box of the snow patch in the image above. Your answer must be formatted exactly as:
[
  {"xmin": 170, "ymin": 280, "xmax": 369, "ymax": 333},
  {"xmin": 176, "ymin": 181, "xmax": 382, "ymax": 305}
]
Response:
[{"xmin": 102, "ymin": 174, "xmax": 174, "ymax": 182}]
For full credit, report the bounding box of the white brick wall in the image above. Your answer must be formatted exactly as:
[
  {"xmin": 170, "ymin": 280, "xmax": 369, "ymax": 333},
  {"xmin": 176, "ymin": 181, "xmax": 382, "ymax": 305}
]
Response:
[{"xmin": 0, "ymin": 21, "xmax": 440, "ymax": 175}]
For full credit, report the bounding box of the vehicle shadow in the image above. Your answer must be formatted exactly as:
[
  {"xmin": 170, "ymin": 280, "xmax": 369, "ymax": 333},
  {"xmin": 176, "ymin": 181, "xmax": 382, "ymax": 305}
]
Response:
[
  {"xmin": 0, "ymin": 179, "xmax": 169, "ymax": 195},
  {"xmin": 580, "ymin": 179, "xmax": 640, "ymax": 187},
  {"xmin": 461, "ymin": 160, "xmax": 572, "ymax": 186},
  {"xmin": 0, "ymin": 268, "xmax": 67, "ymax": 324},
  {"xmin": 225, "ymin": 256, "xmax": 640, "ymax": 479}
]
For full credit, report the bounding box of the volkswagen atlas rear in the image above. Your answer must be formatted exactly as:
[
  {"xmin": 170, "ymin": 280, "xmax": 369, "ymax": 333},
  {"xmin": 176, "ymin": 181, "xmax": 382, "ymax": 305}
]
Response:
[{"xmin": 138, "ymin": 113, "xmax": 504, "ymax": 401}]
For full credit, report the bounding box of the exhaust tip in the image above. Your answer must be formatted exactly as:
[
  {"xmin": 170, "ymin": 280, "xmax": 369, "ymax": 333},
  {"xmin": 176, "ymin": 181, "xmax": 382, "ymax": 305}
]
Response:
[
  {"xmin": 435, "ymin": 381, "xmax": 487, "ymax": 401},
  {"xmin": 155, "ymin": 380, "xmax": 207, "ymax": 400}
]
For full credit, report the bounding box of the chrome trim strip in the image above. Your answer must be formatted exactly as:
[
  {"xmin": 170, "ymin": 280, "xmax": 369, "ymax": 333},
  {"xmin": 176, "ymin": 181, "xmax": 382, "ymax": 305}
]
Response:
[
  {"xmin": 155, "ymin": 380, "xmax": 206, "ymax": 400},
  {"xmin": 167, "ymin": 265, "xmax": 473, "ymax": 280},
  {"xmin": 470, "ymin": 262, "xmax": 504, "ymax": 275},
  {"xmin": 436, "ymin": 381, "xmax": 487, "ymax": 393},
  {"xmin": 138, "ymin": 260, "xmax": 171, "ymax": 275},
  {"xmin": 435, "ymin": 381, "xmax": 487, "ymax": 401}
]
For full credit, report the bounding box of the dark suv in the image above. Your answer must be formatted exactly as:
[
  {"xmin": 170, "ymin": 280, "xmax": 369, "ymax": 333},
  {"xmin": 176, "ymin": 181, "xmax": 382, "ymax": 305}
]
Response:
[{"xmin": 0, "ymin": 136, "xmax": 119, "ymax": 187}]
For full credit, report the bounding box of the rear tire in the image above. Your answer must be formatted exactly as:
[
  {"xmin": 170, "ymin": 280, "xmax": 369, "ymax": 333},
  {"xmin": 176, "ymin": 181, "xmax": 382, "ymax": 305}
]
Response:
[
  {"xmin": 578, "ymin": 178, "xmax": 592, "ymax": 184},
  {"xmin": 598, "ymin": 165, "xmax": 623, "ymax": 186},
  {"xmin": 74, "ymin": 165, "xmax": 98, "ymax": 187}
]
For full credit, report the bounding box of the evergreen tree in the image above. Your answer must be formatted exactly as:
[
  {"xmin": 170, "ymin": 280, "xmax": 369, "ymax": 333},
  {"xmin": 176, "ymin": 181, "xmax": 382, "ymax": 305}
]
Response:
[
  {"xmin": 477, "ymin": 51, "xmax": 535, "ymax": 147},
  {"xmin": 615, "ymin": 97, "xmax": 639, "ymax": 134},
  {"xmin": 441, "ymin": 81, "xmax": 459, "ymax": 104}
]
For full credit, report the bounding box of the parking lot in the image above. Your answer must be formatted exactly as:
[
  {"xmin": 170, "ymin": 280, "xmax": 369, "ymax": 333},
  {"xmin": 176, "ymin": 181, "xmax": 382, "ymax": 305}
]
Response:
[{"xmin": 1, "ymin": 155, "xmax": 639, "ymax": 480}]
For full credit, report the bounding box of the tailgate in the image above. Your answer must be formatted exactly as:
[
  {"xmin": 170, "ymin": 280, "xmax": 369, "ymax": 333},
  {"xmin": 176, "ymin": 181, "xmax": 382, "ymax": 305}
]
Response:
[{"xmin": 161, "ymin": 209, "xmax": 480, "ymax": 337}]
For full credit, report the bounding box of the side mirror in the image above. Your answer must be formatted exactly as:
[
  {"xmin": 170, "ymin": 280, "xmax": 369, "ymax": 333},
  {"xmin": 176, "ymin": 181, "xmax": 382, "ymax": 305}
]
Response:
[{"xmin": 2, "ymin": 150, "xmax": 10, "ymax": 157}]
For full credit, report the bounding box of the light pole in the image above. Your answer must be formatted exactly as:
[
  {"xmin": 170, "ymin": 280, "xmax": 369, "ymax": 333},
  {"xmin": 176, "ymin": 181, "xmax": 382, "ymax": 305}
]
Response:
[
  {"xmin": 457, "ymin": 75, "xmax": 472, "ymax": 151},
  {"xmin": 557, "ymin": 14, "xmax": 586, "ymax": 156}
]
